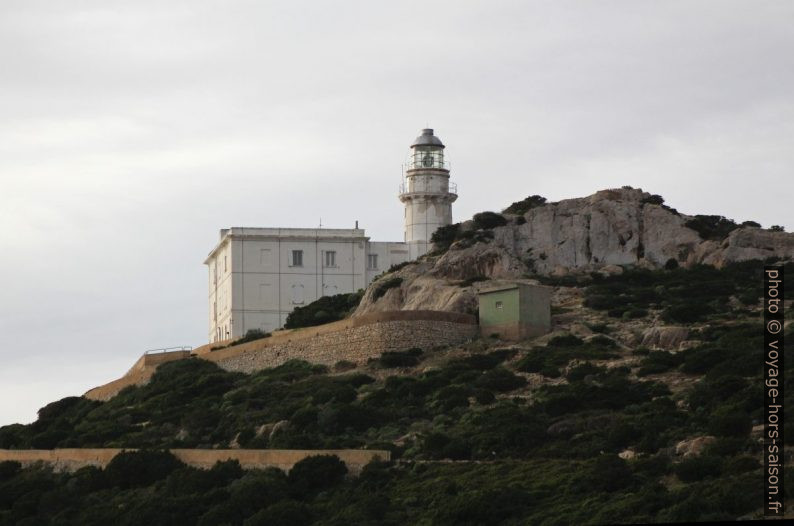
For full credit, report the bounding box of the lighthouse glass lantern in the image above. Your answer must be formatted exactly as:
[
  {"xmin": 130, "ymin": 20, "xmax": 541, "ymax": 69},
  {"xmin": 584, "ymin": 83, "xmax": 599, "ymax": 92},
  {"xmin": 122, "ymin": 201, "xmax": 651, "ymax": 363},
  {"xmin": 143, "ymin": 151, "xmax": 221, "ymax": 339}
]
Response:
[{"xmin": 409, "ymin": 129, "xmax": 446, "ymax": 170}]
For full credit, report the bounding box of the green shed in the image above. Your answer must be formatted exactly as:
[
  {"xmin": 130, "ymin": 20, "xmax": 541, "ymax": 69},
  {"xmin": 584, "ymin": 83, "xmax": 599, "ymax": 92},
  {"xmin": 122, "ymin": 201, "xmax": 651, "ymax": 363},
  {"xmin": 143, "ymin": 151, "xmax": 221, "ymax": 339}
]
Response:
[{"xmin": 478, "ymin": 283, "xmax": 551, "ymax": 340}]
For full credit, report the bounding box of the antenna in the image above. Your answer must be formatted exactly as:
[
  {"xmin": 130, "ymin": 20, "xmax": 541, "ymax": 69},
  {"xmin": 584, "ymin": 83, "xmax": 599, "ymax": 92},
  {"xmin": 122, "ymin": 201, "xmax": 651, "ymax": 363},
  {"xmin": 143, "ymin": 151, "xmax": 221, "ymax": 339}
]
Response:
[{"xmin": 319, "ymin": 217, "xmax": 322, "ymax": 228}]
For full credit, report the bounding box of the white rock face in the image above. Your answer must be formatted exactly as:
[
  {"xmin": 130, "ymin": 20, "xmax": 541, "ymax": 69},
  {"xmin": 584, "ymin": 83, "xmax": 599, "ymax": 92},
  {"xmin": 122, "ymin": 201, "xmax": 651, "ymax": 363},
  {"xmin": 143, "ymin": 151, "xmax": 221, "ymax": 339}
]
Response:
[{"xmin": 354, "ymin": 187, "xmax": 794, "ymax": 315}]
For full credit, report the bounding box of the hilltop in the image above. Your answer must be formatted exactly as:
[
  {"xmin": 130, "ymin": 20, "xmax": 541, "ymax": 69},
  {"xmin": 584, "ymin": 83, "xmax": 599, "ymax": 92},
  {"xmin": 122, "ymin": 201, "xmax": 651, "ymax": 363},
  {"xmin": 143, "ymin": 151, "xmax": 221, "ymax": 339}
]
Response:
[
  {"xmin": 0, "ymin": 188, "xmax": 792, "ymax": 525},
  {"xmin": 355, "ymin": 187, "xmax": 793, "ymax": 315}
]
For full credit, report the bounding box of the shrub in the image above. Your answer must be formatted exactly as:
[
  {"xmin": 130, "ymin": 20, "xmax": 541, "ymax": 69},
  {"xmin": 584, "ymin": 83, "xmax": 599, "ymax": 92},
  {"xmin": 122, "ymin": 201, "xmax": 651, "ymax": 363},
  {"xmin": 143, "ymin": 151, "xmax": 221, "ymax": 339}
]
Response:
[
  {"xmin": 769, "ymin": 225, "xmax": 785, "ymax": 232},
  {"xmin": 333, "ymin": 360, "xmax": 357, "ymax": 372},
  {"xmin": 674, "ymin": 455, "xmax": 722, "ymax": 482},
  {"xmin": 285, "ymin": 291, "xmax": 363, "ymax": 329},
  {"xmin": 641, "ymin": 194, "xmax": 665, "ymax": 205},
  {"xmin": 372, "ymin": 277, "xmax": 403, "ymax": 300},
  {"xmin": 0, "ymin": 460, "xmax": 21, "ymax": 481},
  {"xmin": 232, "ymin": 329, "xmax": 271, "ymax": 345},
  {"xmin": 740, "ymin": 220, "xmax": 761, "ymax": 228},
  {"xmin": 475, "ymin": 368, "xmax": 527, "ymax": 392},
  {"xmin": 709, "ymin": 409, "xmax": 752, "ymax": 438},
  {"xmin": 244, "ymin": 501, "xmax": 312, "ymax": 526},
  {"xmin": 723, "ymin": 455, "xmax": 759, "ymax": 475},
  {"xmin": 637, "ymin": 351, "xmax": 684, "ymax": 377},
  {"xmin": 664, "ymin": 258, "xmax": 679, "ymax": 270},
  {"xmin": 387, "ymin": 261, "xmax": 411, "ymax": 273},
  {"xmin": 474, "ymin": 390, "xmax": 496, "ymax": 404},
  {"xmin": 539, "ymin": 366, "xmax": 561, "ymax": 378},
  {"xmin": 684, "ymin": 215, "xmax": 739, "ymax": 241},
  {"xmin": 472, "ymin": 211, "xmax": 508, "ymax": 230},
  {"xmin": 502, "ymin": 195, "xmax": 547, "ymax": 215},
  {"xmin": 566, "ymin": 363, "xmax": 605, "ymax": 382},
  {"xmin": 663, "ymin": 303, "xmax": 711, "ymax": 324},
  {"xmin": 104, "ymin": 450, "xmax": 184, "ymax": 489},
  {"xmin": 379, "ymin": 349, "xmax": 422, "ymax": 368},
  {"xmin": 430, "ymin": 223, "xmax": 461, "ymax": 251},
  {"xmin": 547, "ymin": 334, "xmax": 584, "ymax": 347},
  {"xmin": 288, "ymin": 455, "xmax": 347, "ymax": 496}
]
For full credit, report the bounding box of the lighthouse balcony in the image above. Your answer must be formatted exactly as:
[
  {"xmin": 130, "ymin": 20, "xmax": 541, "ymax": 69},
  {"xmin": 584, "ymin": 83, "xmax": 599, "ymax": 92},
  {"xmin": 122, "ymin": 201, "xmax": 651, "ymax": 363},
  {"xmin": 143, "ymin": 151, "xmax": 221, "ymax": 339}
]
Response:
[{"xmin": 398, "ymin": 181, "xmax": 457, "ymax": 199}]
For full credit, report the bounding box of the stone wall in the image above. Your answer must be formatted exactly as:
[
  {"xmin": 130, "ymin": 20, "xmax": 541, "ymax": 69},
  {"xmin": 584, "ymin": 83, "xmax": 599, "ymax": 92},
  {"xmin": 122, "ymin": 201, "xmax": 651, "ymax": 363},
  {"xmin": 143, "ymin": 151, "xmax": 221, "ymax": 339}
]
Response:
[
  {"xmin": 202, "ymin": 311, "xmax": 478, "ymax": 374},
  {"xmin": 85, "ymin": 311, "xmax": 478, "ymax": 400},
  {"xmin": 0, "ymin": 448, "xmax": 389, "ymax": 475}
]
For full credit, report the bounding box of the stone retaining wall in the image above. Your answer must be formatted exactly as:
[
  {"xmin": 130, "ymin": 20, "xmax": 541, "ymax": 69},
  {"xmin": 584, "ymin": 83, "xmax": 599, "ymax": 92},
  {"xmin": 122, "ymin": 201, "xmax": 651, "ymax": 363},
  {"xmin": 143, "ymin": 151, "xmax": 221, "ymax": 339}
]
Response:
[
  {"xmin": 202, "ymin": 312, "xmax": 478, "ymax": 373},
  {"xmin": 0, "ymin": 448, "xmax": 389, "ymax": 475},
  {"xmin": 85, "ymin": 311, "xmax": 478, "ymax": 399}
]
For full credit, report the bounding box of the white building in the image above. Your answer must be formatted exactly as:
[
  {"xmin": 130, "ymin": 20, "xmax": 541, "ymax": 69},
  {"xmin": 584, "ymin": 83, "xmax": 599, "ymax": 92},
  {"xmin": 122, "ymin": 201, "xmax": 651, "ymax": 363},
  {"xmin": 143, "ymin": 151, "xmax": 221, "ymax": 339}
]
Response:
[{"xmin": 205, "ymin": 129, "xmax": 457, "ymax": 342}]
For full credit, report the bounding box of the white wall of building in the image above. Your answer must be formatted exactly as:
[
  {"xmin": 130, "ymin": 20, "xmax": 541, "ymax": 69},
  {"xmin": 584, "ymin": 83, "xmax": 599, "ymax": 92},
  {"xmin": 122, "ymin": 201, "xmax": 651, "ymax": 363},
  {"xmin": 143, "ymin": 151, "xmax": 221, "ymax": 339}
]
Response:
[{"xmin": 205, "ymin": 228, "xmax": 411, "ymax": 341}]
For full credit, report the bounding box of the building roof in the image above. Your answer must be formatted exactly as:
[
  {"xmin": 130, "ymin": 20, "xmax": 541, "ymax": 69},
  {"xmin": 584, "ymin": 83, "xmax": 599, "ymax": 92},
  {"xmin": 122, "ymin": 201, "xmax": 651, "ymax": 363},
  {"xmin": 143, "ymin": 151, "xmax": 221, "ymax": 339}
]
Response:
[
  {"xmin": 478, "ymin": 284, "xmax": 520, "ymax": 295},
  {"xmin": 478, "ymin": 281, "xmax": 546, "ymax": 295},
  {"xmin": 411, "ymin": 128, "xmax": 445, "ymax": 148}
]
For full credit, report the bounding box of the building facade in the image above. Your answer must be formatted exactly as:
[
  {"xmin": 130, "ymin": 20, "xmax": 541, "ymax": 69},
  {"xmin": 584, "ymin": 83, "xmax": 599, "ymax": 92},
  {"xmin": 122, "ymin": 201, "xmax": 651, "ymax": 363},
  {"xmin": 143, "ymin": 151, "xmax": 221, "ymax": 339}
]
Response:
[{"xmin": 205, "ymin": 129, "xmax": 456, "ymax": 342}]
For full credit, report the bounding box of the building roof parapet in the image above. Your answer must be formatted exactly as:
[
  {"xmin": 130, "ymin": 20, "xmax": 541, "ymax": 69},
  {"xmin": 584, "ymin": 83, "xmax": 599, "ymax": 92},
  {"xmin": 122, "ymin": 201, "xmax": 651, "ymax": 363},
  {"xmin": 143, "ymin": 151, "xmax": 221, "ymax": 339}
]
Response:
[{"xmin": 204, "ymin": 227, "xmax": 371, "ymax": 263}]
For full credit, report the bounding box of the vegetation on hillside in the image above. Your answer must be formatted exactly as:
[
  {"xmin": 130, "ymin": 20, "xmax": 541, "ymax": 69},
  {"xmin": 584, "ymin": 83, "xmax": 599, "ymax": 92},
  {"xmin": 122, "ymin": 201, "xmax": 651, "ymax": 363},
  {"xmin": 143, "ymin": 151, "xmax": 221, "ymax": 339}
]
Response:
[
  {"xmin": 2, "ymin": 259, "xmax": 792, "ymax": 524},
  {"xmin": 284, "ymin": 291, "xmax": 363, "ymax": 329}
]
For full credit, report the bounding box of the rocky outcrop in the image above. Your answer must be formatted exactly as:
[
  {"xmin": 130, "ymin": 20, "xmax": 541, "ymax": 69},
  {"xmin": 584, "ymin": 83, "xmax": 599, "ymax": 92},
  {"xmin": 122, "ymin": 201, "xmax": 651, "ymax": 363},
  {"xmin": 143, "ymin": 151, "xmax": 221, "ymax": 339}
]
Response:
[
  {"xmin": 355, "ymin": 187, "xmax": 793, "ymax": 316},
  {"xmin": 675, "ymin": 436, "xmax": 717, "ymax": 458},
  {"xmin": 640, "ymin": 326, "xmax": 690, "ymax": 350}
]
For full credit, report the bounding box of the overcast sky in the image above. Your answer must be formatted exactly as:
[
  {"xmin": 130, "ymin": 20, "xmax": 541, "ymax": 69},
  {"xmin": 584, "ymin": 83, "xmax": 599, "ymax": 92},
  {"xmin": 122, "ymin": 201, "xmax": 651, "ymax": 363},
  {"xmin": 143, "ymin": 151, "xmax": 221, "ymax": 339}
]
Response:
[{"xmin": 1, "ymin": 0, "xmax": 792, "ymax": 426}]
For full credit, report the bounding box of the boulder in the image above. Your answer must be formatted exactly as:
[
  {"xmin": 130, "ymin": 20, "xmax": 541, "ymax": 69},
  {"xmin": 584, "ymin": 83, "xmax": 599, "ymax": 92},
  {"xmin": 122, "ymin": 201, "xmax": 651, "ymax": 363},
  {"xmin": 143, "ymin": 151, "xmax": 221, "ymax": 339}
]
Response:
[
  {"xmin": 641, "ymin": 326, "xmax": 690, "ymax": 350},
  {"xmin": 675, "ymin": 435, "xmax": 716, "ymax": 458}
]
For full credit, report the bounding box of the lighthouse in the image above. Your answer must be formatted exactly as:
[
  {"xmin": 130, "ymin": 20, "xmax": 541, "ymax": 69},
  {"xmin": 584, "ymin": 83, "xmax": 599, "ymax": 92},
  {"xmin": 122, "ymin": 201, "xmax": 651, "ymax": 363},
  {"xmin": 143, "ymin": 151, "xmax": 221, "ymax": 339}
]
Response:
[{"xmin": 399, "ymin": 128, "xmax": 458, "ymax": 259}]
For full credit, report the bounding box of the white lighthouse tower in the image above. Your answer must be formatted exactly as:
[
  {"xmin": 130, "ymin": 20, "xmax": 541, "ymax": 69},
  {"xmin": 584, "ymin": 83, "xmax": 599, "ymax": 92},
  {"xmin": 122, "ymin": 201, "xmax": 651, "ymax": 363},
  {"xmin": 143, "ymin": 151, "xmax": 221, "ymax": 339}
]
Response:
[{"xmin": 399, "ymin": 128, "xmax": 458, "ymax": 259}]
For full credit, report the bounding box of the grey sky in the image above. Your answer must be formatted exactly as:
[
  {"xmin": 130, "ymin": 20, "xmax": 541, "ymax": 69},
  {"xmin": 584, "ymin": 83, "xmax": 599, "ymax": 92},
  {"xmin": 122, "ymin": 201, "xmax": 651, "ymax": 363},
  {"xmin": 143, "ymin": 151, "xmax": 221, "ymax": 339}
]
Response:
[{"xmin": 1, "ymin": 0, "xmax": 792, "ymax": 426}]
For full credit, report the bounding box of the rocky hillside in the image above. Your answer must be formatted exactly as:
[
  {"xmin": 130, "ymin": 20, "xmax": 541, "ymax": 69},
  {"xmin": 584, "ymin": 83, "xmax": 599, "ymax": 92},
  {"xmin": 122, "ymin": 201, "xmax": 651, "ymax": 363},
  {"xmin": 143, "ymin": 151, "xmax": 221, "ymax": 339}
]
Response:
[
  {"xmin": 2, "ymin": 257, "xmax": 791, "ymax": 524},
  {"xmin": 354, "ymin": 187, "xmax": 793, "ymax": 316}
]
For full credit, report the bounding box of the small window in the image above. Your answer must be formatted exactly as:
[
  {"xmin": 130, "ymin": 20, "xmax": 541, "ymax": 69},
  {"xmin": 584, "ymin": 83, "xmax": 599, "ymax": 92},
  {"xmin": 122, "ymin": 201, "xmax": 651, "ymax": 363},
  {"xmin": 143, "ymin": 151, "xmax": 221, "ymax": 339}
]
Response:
[
  {"xmin": 367, "ymin": 254, "xmax": 378, "ymax": 270},
  {"xmin": 324, "ymin": 250, "xmax": 336, "ymax": 267},
  {"xmin": 495, "ymin": 301, "xmax": 503, "ymax": 310},
  {"xmin": 291, "ymin": 250, "xmax": 303, "ymax": 267},
  {"xmin": 224, "ymin": 255, "xmax": 227, "ymax": 272}
]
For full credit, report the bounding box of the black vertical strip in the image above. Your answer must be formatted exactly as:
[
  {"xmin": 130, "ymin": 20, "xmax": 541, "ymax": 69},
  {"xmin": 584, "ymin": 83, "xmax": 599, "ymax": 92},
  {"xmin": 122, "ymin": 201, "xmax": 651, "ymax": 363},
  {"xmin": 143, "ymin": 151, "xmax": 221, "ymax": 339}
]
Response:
[{"xmin": 764, "ymin": 265, "xmax": 784, "ymax": 517}]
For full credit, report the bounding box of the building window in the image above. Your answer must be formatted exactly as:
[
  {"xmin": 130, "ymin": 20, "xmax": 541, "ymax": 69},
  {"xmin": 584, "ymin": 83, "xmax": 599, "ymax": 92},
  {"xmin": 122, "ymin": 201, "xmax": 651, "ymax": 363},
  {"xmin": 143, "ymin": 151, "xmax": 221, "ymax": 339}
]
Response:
[
  {"xmin": 291, "ymin": 250, "xmax": 303, "ymax": 267},
  {"xmin": 224, "ymin": 255, "xmax": 227, "ymax": 272},
  {"xmin": 495, "ymin": 301, "xmax": 503, "ymax": 310},
  {"xmin": 324, "ymin": 250, "xmax": 336, "ymax": 267},
  {"xmin": 367, "ymin": 254, "xmax": 378, "ymax": 269}
]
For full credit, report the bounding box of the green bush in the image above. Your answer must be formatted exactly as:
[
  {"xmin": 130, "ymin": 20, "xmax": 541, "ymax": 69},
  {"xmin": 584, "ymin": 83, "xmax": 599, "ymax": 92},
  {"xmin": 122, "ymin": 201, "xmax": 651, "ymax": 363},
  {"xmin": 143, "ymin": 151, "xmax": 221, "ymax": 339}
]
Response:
[
  {"xmin": 685, "ymin": 215, "xmax": 739, "ymax": 241},
  {"xmin": 502, "ymin": 195, "xmax": 547, "ymax": 215},
  {"xmin": 547, "ymin": 334, "xmax": 584, "ymax": 347},
  {"xmin": 230, "ymin": 329, "xmax": 271, "ymax": 345},
  {"xmin": 472, "ymin": 211, "xmax": 508, "ymax": 230},
  {"xmin": 378, "ymin": 349, "xmax": 422, "ymax": 368},
  {"xmin": 430, "ymin": 223, "xmax": 461, "ymax": 251},
  {"xmin": 105, "ymin": 450, "xmax": 184, "ymax": 489},
  {"xmin": 244, "ymin": 500, "xmax": 312, "ymax": 526},
  {"xmin": 372, "ymin": 277, "xmax": 403, "ymax": 300},
  {"xmin": 674, "ymin": 455, "xmax": 722, "ymax": 482},
  {"xmin": 288, "ymin": 455, "xmax": 347, "ymax": 497},
  {"xmin": 637, "ymin": 351, "xmax": 684, "ymax": 377},
  {"xmin": 285, "ymin": 291, "xmax": 363, "ymax": 329},
  {"xmin": 641, "ymin": 194, "xmax": 665, "ymax": 206}
]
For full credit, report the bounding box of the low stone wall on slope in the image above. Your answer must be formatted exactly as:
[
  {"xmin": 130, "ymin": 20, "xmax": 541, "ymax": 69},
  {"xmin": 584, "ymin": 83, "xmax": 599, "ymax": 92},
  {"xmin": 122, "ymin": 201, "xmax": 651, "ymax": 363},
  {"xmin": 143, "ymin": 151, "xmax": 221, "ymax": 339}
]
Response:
[
  {"xmin": 201, "ymin": 310, "xmax": 479, "ymax": 374},
  {"xmin": 84, "ymin": 311, "xmax": 478, "ymax": 399},
  {"xmin": 0, "ymin": 448, "xmax": 389, "ymax": 474}
]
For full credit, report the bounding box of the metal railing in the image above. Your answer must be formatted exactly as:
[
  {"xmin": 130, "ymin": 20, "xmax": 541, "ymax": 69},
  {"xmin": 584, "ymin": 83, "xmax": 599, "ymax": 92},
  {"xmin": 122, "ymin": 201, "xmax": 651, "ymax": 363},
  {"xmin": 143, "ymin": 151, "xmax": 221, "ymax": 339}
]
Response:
[
  {"xmin": 144, "ymin": 345, "xmax": 193, "ymax": 354},
  {"xmin": 399, "ymin": 181, "xmax": 457, "ymax": 195}
]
